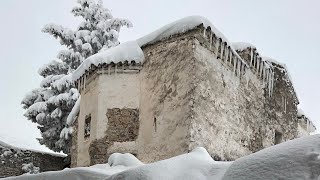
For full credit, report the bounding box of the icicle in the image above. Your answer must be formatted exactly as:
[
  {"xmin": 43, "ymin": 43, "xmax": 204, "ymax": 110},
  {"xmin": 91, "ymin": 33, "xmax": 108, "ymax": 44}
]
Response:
[
  {"xmin": 268, "ymin": 69, "xmax": 273, "ymax": 97},
  {"xmin": 79, "ymin": 76, "xmax": 82, "ymax": 92},
  {"xmin": 225, "ymin": 47, "xmax": 229, "ymax": 63},
  {"xmin": 81, "ymin": 76, "xmax": 84, "ymax": 91},
  {"xmin": 257, "ymin": 57, "xmax": 260, "ymax": 74},
  {"xmin": 237, "ymin": 60, "xmax": 241, "ymax": 77},
  {"xmin": 284, "ymin": 98, "xmax": 287, "ymax": 112},
  {"xmin": 250, "ymin": 49, "xmax": 254, "ymax": 67},
  {"xmin": 209, "ymin": 32, "xmax": 213, "ymax": 49},
  {"xmin": 84, "ymin": 74, "xmax": 86, "ymax": 91},
  {"xmin": 115, "ymin": 64, "xmax": 118, "ymax": 75},
  {"xmin": 203, "ymin": 28, "xmax": 206, "ymax": 37},
  {"xmin": 253, "ymin": 54, "xmax": 258, "ymax": 70},
  {"xmin": 270, "ymin": 71, "xmax": 274, "ymax": 96},
  {"xmin": 215, "ymin": 39, "xmax": 219, "ymax": 58},
  {"xmin": 265, "ymin": 69, "xmax": 269, "ymax": 88},
  {"xmin": 233, "ymin": 57, "xmax": 237, "ymax": 75},
  {"xmin": 108, "ymin": 65, "xmax": 111, "ymax": 75},
  {"xmin": 230, "ymin": 53, "xmax": 233, "ymax": 66},
  {"xmin": 77, "ymin": 79, "xmax": 80, "ymax": 91},
  {"xmin": 220, "ymin": 42, "xmax": 224, "ymax": 60},
  {"xmin": 259, "ymin": 61, "xmax": 263, "ymax": 77}
]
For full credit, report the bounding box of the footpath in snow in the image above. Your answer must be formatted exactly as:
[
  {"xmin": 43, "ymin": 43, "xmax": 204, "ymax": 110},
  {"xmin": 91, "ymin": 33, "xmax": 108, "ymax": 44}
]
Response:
[{"xmin": 5, "ymin": 134, "xmax": 320, "ymax": 180}]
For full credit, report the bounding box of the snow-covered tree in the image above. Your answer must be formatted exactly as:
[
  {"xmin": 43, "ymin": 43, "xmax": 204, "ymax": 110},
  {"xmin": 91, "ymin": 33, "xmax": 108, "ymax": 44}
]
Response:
[{"xmin": 22, "ymin": 0, "xmax": 132, "ymax": 154}]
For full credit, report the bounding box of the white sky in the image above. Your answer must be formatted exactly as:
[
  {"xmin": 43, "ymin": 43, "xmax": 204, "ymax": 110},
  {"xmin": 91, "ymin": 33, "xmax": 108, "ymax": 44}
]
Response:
[{"xmin": 0, "ymin": 0, "xmax": 319, "ymax": 152}]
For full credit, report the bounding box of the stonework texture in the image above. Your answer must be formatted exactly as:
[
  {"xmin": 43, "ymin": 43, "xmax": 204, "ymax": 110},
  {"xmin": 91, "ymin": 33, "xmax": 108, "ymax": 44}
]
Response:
[
  {"xmin": 89, "ymin": 108, "xmax": 139, "ymax": 165},
  {"xmin": 0, "ymin": 144, "xmax": 65, "ymax": 178}
]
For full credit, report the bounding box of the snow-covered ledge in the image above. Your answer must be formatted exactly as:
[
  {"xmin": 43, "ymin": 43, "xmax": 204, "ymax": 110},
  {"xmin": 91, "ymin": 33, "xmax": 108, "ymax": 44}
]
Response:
[{"xmin": 72, "ymin": 41, "xmax": 144, "ymax": 93}]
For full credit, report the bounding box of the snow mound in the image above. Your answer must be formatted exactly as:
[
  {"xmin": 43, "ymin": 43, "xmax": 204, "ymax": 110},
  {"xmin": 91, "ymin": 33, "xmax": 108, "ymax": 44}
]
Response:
[
  {"xmin": 106, "ymin": 147, "xmax": 232, "ymax": 180},
  {"xmin": 108, "ymin": 153, "xmax": 144, "ymax": 167},
  {"xmin": 223, "ymin": 135, "xmax": 320, "ymax": 180},
  {"xmin": 8, "ymin": 136, "xmax": 320, "ymax": 179},
  {"xmin": 137, "ymin": 15, "xmax": 228, "ymax": 47},
  {"xmin": 232, "ymin": 42, "xmax": 256, "ymax": 51},
  {"xmin": 72, "ymin": 40, "xmax": 144, "ymax": 81}
]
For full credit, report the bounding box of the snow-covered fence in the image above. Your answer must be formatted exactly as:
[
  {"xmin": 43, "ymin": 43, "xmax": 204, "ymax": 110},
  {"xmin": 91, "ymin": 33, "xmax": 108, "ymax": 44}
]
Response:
[{"xmin": 200, "ymin": 25, "xmax": 274, "ymax": 96}]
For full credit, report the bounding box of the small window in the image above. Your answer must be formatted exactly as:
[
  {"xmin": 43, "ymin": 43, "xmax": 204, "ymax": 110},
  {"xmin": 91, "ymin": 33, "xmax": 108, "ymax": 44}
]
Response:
[
  {"xmin": 84, "ymin": 114, "xmax": 91, "ymax": 138},
  {"xmin": 274, "ymin": 131, "xmax": 283, "ymax": 145}
]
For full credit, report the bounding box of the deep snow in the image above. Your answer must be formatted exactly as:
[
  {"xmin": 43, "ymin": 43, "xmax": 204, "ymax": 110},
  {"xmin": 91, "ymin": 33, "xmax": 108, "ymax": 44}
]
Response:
[{"xmin": 5, "ymin": 134, "xmax": 320, "ymax": 180}]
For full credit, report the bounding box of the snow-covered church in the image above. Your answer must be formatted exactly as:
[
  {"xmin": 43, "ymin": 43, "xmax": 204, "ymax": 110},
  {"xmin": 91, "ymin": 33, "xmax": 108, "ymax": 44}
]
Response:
[{"xmin": 65, "ymin": 16, "xmax": 316, "ymax": 167}]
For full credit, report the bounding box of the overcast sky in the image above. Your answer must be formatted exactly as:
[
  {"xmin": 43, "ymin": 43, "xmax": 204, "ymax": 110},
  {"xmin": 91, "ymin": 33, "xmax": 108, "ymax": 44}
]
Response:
[{"xmin": 0, "ymin": 0, "xmax": 319, "ymax": 152}]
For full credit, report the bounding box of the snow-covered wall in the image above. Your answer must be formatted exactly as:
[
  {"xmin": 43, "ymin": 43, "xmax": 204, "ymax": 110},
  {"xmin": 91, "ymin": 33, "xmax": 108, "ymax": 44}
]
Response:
[{"xmin": 0, "ymin": 141, "xmax": 65, "ymax": 178}]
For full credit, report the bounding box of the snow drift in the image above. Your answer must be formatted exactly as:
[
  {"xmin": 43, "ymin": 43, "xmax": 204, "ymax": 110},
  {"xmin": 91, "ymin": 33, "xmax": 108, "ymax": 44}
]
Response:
[{"xmin": 6, "ymin": 134, "xmax": 320, "ymax": 180}]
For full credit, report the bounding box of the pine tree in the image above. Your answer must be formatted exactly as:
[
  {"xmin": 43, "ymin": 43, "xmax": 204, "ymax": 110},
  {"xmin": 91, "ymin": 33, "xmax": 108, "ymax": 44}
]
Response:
[{"xmin": 22, "ymin": 0, "xmax": 132, "ymax": 154}]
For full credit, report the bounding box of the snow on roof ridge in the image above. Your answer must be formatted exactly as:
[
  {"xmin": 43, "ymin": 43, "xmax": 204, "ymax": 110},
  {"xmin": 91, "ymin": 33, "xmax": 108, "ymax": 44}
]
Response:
[
  {"xmin": 137, "ymin": 15, "xmax": 229, "ymax": 47},
  {"xmin": 232, "ymin": 42, "xmax": 257, "ymax": 51},
  {"xmin": 72, "ymin": 40, "xmax": 144, "ymax": 81},
  {"xmin": 0, "ymin": 139, "xmax": 66, "ymax": 157},
  {"xmin": 136, "ymin": 16, "xmax": 249, "ymax": 68}
]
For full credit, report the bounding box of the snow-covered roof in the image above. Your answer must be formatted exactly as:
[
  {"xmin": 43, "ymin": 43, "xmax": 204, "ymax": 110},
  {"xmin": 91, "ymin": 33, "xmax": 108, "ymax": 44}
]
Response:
[
  {"xmin": 137, "ymin": 15, "xmax": 229, "ymax": 47},
  {"xmin": 0, "ymin": 140, "xmax": 66, "ymax": 157},
  {"xmin": 73, "ymin": 16, "xmax": 254, "ymax": 82},
  {"xmin": 72, "ymin": 41, "xmax": 144, "ymax": 81},
  {"xmin": 232, "ymin": 42, "xmax": 256, "ymax": 51}
]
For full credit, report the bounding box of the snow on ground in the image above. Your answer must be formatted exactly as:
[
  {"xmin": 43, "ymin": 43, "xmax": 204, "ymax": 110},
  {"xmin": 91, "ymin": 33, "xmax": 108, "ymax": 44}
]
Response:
[
  {"xmin": 6, "ymin": 134, "xmax": 320, "ymax": 180},
  {"xmin": 223, "ymin": 135, "xmax": 320, "ymax": 180},
  {"xmin": 72, "ymin": 40, "xmax": 144, "ymax": 81}
]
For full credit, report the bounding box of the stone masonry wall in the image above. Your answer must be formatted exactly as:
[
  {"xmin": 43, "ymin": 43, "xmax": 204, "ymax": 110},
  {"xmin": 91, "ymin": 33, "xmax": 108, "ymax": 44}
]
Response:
[
  {"xmin": 137, "ymin": 30, "xmax": 198, "ymax": 163},
  {"xmin": 89, "ymin": 108, "xmax": 139, "ymax": 165},
  {"xmin": 190, "ymin": 37, "xmax": 266, "ymax": 160},
  {"xmin": 0, "ymin": 145, "xmax": 65, "ymax": 178},
  {"xmin": 189, "ymin": 28, "xmax": 298, "ymax": 160}
]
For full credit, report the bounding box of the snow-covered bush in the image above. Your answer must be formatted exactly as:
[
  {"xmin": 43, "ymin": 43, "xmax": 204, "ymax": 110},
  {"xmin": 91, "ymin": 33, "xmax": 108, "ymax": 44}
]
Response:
[{"xmin": 22, "ymin": 0, "xmax": 132, "ymax": 154}]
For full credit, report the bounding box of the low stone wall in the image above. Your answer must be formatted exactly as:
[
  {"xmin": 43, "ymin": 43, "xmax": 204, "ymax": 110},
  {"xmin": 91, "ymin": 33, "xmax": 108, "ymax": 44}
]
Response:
[{"xmin": 0, "ymin": 145, "xmax": 66, "ymax": 178}]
